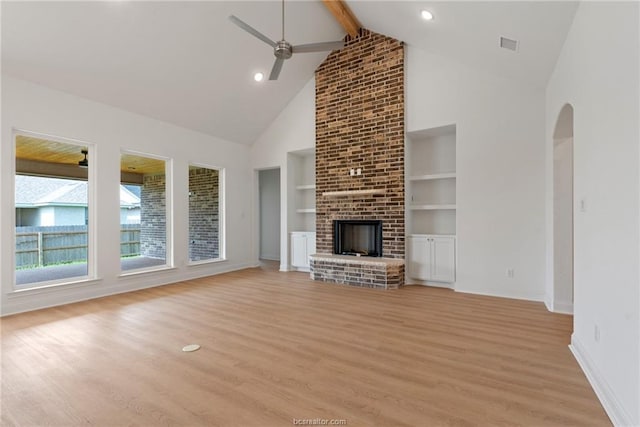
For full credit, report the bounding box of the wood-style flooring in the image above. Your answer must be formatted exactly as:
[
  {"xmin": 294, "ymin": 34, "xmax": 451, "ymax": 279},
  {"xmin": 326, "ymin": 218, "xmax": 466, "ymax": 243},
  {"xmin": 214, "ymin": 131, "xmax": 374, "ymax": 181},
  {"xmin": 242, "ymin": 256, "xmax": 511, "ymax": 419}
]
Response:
[{"xmin": 1, "ymin": 262, "xmax": 610, "ymax": 426}]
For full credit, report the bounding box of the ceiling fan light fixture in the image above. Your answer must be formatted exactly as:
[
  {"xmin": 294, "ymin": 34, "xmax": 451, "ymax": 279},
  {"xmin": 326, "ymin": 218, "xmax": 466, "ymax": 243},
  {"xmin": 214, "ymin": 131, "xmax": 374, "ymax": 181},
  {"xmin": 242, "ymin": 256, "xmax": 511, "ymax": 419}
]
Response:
[
  {"xmin": 78, "ymin": 149, "xmax": 88, "ymax": 168},
  {"xmin": 421, "ymin": 10, "xmax": 434, "ymax": 21}
]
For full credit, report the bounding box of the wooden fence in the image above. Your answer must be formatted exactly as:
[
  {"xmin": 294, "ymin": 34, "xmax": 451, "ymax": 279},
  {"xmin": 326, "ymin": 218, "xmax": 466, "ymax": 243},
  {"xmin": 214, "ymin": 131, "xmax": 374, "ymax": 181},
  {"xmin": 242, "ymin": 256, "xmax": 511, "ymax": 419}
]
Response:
[{"xmin": 16, "ymin": 225, "xmax": 140, "ymax": 268}]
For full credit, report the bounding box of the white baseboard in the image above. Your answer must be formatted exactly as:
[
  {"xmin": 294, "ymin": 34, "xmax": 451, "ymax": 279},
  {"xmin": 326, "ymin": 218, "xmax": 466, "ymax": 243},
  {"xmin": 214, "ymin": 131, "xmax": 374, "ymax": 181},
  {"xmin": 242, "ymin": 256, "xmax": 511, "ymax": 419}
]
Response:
[
  {"xmin": 1, "ymin": 261, "xmax": 256, "ymax": 317},
  {"xmin": 570, "ymin": 335, "xmax": 635, "ymax": 426},
  {"xmin": 553, "ymin": 300, "xmax": 573, "ymax": 314},
  {"xmin": 454, "ymin": 287, "xmax": 544, "ymax": 303},
  {"xmin": 259, "ymin": 254, "xmax": 280, "ymax": 261},
  {"xmin": 544, "ymin": 293, "xmax": 553, "ymax": 311},
  {"xmin": 279, "ymin": 264, "xmax": 290, "ymax": 272}
]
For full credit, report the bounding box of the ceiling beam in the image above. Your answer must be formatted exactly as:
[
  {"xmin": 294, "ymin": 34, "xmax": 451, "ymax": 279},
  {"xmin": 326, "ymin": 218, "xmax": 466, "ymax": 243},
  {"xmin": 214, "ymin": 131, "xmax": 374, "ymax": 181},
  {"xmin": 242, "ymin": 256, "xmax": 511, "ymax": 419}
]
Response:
[{"xmin": 322, "ymin": 0, "xmax": 361, "ymax": 38}]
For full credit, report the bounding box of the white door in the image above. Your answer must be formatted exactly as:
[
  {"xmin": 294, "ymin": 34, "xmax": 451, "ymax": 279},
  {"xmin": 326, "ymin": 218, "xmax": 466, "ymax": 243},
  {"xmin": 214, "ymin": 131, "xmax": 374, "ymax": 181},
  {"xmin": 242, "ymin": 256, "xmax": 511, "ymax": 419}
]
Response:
[
  {"xmin": 431, "ymin": 236, "xmax": 455, "ymax": 282},
  {"xmin": 291, "ymin": 234, "xmax": 308, "ymax": 268},
  {"xmin": 408, "ymin": 236, "xmax": 431, "ymax": 280}
]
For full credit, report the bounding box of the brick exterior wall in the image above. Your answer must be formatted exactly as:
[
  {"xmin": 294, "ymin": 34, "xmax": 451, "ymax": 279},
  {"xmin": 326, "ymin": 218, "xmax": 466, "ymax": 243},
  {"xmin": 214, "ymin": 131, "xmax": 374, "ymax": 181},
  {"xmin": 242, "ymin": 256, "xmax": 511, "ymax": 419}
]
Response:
[
  {"xmin": 189, "ymin": 167, "xmax": 220, "ymax": 261},
  {"xmin": 140, "ymin": 174, "xmax": 166, "ymax": 259},
  {"xmin": 315, "ymin": 29, "xmax": 405, "ymax": 259}
]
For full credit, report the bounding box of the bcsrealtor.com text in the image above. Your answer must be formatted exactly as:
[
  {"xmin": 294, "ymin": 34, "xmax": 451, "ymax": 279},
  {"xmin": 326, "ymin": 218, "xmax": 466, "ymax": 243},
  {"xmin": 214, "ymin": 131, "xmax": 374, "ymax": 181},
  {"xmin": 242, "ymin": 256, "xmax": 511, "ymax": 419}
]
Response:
[{"xmin": 292, "ymin": 418, "xmax": 347, "ymax": 425}]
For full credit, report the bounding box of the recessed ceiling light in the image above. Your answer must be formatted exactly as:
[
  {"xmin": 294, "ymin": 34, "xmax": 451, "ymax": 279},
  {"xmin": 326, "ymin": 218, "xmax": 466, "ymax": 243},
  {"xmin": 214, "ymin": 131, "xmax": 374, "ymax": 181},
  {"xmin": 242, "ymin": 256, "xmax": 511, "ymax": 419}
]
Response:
[
  {"xmin": 254, "ymin": 72, "xmax": 264, "ymax": 82},
  {"xmin": 421, "ymin": 10, "xmax": 433, "ymax": 21}
]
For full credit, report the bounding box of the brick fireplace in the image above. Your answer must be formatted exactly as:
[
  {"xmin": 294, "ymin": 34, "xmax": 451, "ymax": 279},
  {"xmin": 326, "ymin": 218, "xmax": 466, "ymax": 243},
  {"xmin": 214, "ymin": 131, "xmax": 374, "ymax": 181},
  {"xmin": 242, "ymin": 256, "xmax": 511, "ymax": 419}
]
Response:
[{"xmin": 311, "ymin": 29, "xmax": 405, "ymax": 289}]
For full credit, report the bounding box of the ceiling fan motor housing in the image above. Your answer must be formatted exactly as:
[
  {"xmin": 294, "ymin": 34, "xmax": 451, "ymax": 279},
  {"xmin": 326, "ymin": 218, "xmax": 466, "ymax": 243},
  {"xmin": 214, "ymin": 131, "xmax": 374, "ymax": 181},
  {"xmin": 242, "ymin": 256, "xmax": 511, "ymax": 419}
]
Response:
[{"xmin": 275, "ymin": 40, "xmax": 293, "ymax": 59}]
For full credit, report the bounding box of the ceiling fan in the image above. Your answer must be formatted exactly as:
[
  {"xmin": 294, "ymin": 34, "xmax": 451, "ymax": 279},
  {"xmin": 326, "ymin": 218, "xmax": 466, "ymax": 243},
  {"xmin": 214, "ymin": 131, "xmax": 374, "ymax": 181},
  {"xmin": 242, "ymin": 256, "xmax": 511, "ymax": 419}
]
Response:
[{"xmin": 229, "ymin": 0, "xmax": 344, "ymax": 81}]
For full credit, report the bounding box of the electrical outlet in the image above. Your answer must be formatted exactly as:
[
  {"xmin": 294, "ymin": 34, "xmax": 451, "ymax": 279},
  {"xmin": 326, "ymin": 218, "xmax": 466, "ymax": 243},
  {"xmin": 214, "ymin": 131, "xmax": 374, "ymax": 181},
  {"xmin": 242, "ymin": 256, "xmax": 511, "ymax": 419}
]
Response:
[
  {"xmin": 350, "ymin": 169, "xmax": 355, "ymax": 176},
  {"xmin": 580, "ymin": 198, "xmax": 587, "ymax": 212},
  {"xmin": 356, "ymin": 168, "xmax": 362, "ymax": 175},
  {"xmin": 594, "ymin": 325, "xmax": 600, "ymax": 342},
  {"xmin": 506, "ymin": 268, "xmax": 514, "ymax": 278}
]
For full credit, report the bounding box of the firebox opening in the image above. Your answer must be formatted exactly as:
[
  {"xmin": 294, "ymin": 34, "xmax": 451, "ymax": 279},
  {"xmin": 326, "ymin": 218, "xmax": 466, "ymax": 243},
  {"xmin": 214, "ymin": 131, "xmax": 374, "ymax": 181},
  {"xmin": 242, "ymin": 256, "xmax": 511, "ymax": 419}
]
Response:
[{"xmin": 333, "ymin": 220, "xmax": 383, "ymax": 257}]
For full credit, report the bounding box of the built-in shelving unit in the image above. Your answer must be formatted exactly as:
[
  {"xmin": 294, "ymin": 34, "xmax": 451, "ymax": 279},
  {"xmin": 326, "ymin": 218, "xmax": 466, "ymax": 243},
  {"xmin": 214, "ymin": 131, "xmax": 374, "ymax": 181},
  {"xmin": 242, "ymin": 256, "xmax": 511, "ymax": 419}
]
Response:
[
  {"xmin": 288, "ymin": 149, "xmax": 316, "ymax": 233},
  {"xmin": 406, "ymin": 124, "xmax": 457, "ymax": 287},
  {"xmin": 406, "ymin": 124, "xmax": 457, "ymax": 235}
]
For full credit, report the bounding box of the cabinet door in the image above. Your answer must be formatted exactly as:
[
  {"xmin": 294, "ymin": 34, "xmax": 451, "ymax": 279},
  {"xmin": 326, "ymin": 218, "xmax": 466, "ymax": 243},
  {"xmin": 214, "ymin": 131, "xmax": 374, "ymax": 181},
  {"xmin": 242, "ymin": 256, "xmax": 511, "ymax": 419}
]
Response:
[
  {"xmin": 291, "ymin": 234, "xmax": 307, "ymax": 268},
  {"xmin": 306, "ymin": 233, "xmax": 316, "ymax": 259},
  {"xmin": 431, "ymin": 236, "xmax": 455, "ymax": 282},
  {"xmin": 408, "ymin": 237, "xmax": 431, "ymax": 280}
]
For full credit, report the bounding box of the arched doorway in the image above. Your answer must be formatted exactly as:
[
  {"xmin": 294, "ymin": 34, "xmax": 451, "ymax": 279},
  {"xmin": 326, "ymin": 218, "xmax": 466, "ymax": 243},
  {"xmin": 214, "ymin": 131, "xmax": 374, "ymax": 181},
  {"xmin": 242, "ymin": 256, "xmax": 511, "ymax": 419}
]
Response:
[{"xmin": 553, "ymin": 103, "xmax": 574, "ymax": 313}]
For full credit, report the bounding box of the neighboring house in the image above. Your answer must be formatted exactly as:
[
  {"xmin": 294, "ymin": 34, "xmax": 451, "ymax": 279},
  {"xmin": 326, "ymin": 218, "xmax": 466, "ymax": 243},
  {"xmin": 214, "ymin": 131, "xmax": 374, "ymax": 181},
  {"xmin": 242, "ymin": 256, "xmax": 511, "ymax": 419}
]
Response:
[{"xmin": 15, "ymin": 175, "xmax": 140, "ymax": 226}]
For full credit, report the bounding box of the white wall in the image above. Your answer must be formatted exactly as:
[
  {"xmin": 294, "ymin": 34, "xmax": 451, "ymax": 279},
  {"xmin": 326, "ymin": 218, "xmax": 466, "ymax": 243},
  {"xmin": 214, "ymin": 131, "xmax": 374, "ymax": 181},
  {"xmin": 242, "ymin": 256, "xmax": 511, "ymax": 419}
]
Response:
[
  {"xmin": 250, "ymin": 48, "xmax": 546, "ymax": 300},
  {"xmin": 553, "ymin": 137, "xmax": 573, "ymax": 313},
  {"xmin": 407, "ymin": 46, "xmax": 547, "ymax": 301},
  {"xmin": 259, "ymin": 168, "xmax": 281, "ymax": 260},
  {"xmin": 1, "ymin": 76, "xmax": 254, "ymax": 316},
  {"xmin": 546, "ymin": 2, "xmax": 640, "ymax": 425},
  {"xmin": 250, "ymin": 79, "xmax": 316, "ymax": 270}
]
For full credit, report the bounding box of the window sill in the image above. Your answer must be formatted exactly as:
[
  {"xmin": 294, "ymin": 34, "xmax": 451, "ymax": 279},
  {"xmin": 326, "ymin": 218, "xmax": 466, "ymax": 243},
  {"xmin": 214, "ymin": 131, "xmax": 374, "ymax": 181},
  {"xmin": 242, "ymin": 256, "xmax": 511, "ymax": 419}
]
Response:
[
  {"xmin": 188, "ymin": 258, "xmax": 227, "ymax": 267},
  {"xmin": 118, "ymin": 265, "xmax": 176, "ymax": 278},
  {"xmin": 8, "ymin": 276, "xmax": 102, "ymax": 297}
]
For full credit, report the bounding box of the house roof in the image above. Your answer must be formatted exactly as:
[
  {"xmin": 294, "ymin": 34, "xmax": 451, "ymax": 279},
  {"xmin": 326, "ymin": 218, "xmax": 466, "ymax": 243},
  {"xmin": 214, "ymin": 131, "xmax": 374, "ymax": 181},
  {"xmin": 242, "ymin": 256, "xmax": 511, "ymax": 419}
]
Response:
[{"xmin": 15, "ymin": 175, "xmax": 140, "ymax": 208}]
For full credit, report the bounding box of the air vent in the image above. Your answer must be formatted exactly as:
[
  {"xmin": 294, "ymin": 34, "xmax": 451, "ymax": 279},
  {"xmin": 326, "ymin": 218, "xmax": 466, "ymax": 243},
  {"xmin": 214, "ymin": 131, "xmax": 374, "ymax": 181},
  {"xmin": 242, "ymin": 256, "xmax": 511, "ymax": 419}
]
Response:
[{"xmin": 499, "ymin": 36, "xmax": 519, "ymax": 52}]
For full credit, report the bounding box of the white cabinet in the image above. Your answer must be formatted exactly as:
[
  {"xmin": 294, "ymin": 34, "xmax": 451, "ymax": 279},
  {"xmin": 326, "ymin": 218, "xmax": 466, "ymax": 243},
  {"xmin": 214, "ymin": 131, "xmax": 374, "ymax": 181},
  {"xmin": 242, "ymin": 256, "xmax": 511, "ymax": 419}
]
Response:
[
  {"xmin": 291, "ymin": 232, "xmax": 315, "ymax": 271},
  {"xmin": 407, "ymin": 235, "xmax": 455, "ymax": 284}
]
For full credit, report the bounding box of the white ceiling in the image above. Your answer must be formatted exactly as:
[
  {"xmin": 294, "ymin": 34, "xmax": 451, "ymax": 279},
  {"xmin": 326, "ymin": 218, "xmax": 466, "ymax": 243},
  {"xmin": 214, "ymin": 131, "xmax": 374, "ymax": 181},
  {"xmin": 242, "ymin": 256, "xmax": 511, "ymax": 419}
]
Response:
[
  {"xmin": 1, "ymin": 1, "xmax": 578, "ymax": 146},
  {"xmin": 349, "ymin": 1, "xmax": 579, "ymax": 89}
]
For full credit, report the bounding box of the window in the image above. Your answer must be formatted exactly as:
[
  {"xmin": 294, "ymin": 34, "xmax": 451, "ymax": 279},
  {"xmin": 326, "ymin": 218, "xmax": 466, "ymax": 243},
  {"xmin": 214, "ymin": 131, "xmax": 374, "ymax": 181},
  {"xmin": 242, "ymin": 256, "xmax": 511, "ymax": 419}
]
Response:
[
  {"xmin": 14, "ymin": 133, "xmax": 94, "ymax": 288},
  {"xmin": 120, "ymin": 152, "xmax": 170, "ymax": 272},
  {"xmin": 189, "ymin": 165, "xmax": 223, "ymax": 262}
]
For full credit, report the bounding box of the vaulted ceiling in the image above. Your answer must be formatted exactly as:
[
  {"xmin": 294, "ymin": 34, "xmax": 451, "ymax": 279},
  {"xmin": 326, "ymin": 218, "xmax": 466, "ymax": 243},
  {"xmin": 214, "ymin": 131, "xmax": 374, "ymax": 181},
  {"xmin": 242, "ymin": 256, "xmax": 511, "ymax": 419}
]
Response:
[{"xmin": 1, "ymin": 1, "xmax": 578, "ymax": 146}]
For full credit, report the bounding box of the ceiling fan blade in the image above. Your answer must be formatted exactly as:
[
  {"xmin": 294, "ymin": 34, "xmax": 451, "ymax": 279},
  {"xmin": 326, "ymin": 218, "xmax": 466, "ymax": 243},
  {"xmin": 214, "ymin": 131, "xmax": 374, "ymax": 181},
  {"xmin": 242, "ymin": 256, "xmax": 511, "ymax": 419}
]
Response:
[
  {"xmin": 269, "ymin": 58, "xmax": 285, "ymax": 80},
  {"xmin": 229, "ymin": 15, "xmax": 276, "ymax": 47},
  {"xmin": 293, "ymin": 40, "xmax": 344, "ymax": 53}
]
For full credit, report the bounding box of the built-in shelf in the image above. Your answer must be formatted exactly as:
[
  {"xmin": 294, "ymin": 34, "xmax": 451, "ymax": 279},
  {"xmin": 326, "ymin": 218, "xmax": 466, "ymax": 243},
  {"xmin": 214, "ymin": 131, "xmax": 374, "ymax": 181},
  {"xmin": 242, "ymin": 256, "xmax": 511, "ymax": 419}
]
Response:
[
  {"xmin": 409, "ymin": 172, "xmax": 456, "ymax": 181},
  {"xmin": 289, "ymin": 149, "xmax": 316, "ymax": 233},
  {"xmin": 322, "ymin": 189, "xmax": 385, "ymax": 198},
  {"xmin": 410, "ymin": 204, "xmax": 457, "ymax": 211}
]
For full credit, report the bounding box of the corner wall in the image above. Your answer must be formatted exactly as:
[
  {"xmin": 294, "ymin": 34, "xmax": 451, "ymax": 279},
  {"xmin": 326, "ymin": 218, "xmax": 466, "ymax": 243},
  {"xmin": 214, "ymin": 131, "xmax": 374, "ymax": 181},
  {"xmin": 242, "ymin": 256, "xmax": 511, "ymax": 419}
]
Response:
[
  {"xmin": 1, "ymin": 76, "xmax": 254, "ymax": 315},
  {"xmin": 250, "ymin": 79, "xmax": 316, "ymax": 270},
  {"xmin": 407, "ymin": 46, "xmax": 546, "ymax": 301},
  {"xmin": 545, "ymin": 2, "xmax": 640, "ymax": 424}
]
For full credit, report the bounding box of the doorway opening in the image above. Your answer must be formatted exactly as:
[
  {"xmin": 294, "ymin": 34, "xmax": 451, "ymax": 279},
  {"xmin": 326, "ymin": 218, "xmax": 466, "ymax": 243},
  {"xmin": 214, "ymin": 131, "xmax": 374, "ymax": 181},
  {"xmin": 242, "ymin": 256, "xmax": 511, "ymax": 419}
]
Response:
[
  {"xmin": 553, "ymin": 103, "xmax": 574, "ymax": 313},
  {"xmin": 258, "ymin": 168, "xmax": 281, "ymax": 262}
]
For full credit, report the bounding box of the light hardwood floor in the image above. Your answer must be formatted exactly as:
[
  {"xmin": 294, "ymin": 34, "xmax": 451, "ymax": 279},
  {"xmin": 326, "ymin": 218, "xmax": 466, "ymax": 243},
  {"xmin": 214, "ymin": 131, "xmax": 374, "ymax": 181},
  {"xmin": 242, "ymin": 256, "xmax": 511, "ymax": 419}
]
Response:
[{"xmin": 1, "ymin": 262, "xmax": 610, "ymax": 426}]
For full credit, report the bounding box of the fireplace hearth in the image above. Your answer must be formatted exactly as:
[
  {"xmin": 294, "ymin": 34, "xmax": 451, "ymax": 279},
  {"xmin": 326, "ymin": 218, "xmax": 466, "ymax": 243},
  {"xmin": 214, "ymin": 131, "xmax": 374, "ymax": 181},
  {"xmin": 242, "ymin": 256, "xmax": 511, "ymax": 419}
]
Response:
[{"xmin": 333, "ymin": 220, "xmax": 383, "ymax": 257}]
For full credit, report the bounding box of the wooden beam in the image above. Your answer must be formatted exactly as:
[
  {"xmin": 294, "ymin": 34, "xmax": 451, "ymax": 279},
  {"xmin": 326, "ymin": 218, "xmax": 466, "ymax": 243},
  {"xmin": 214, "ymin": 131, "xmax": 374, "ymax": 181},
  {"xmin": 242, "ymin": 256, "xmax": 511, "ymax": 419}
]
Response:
[{"xmin": 322, "ymin": 0, "xmax": 361, "ymax": 38}]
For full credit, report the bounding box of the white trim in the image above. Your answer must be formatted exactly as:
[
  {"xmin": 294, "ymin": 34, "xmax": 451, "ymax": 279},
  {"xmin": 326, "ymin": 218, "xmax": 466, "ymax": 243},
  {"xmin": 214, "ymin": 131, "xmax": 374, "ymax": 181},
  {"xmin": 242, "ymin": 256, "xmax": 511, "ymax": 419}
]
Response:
[
  {"xmin": 544, "ymin": 293, "xmax": 553, "ymax": 311},
  {"xmin": 186, "ymin": 163, "xmax": 226, "ymax": 262},
  {"xmin": 259, "ymin": 255, "xmax": 280, "ymax": 261},
  {"xmin": 12, "ymin": 129, "xmax": 99, "ymax": 291},
  {"xmin": 454, "ymin": 287, "xmax": 545, "ymax": 303},
  {"xmin": 118, "ymin": 265, "xmax": 176, "ymax": 278},
  {"xmin": 570, "ymin": 335, "xmax": 634, "ymax": 426},
  {"xmin": 552, "ymin": 300, "xmax": 573, "ymax": 314}
]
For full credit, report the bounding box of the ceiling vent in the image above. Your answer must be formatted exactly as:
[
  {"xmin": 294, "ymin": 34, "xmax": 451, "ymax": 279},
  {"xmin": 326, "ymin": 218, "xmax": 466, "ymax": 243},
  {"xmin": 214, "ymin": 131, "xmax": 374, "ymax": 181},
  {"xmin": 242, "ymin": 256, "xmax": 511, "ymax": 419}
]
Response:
[{"xmin": 499, "ymin": 36, "xmax": 519, "ymax": 52}]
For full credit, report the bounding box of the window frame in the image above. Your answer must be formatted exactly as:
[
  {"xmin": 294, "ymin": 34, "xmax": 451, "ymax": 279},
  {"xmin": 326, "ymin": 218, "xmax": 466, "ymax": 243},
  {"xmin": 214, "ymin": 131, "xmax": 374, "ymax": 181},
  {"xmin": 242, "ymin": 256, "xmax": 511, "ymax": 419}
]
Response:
[
  {"xmin": 11, "ymin": 129, "xmax": 98, "ymax": 291},
  {"xmin": 119, "ymin": 149, "xmax": 174, "ymax": 276},
  {"xmin": 187, "ymin": 162, "xmax": 226, "ymax": 265}
]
